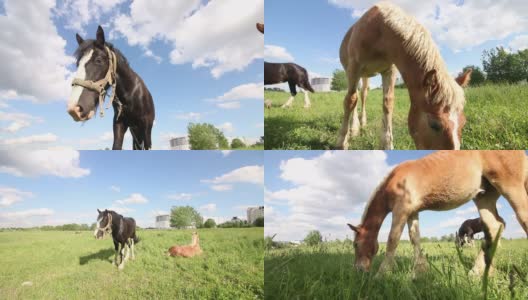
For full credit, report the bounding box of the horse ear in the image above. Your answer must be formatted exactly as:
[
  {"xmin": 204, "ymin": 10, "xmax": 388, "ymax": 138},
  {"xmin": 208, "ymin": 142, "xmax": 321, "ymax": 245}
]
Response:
[
  {"xmin": 76, "ymin": 33, "xmax": 84, "ymax": 45},
  {"xmin": 456, "ymin": 68, "xmax": 472, "ymax": 88},
  {"xmin": 95, "ymin": 25, "xmax": 105, "ymax": 47},
  {"xmin": 423, "ymin": 69, "xmax": 438, "ymax": 88},
  {"xmin": 97, "ymin": 209, "xmax": 101, "ymax": 213},
  {"xmin": 256, "ymin": 23, "xmax": 264, "ymax": 34},
  {"xmin": 347, "ymin": 223, "xmax": 360, "ymax": 233}
]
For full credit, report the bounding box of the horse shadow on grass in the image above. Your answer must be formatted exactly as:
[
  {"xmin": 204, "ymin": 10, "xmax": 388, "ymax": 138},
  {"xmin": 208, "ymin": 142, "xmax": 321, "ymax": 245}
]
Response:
[{"xmin": 79, "ymin": 248, "xmax": 115, "ymax": 265}]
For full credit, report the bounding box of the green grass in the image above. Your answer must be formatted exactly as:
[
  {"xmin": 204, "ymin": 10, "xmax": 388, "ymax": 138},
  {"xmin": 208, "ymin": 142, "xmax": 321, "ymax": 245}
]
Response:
[
  {"xmin": 0, "ymin": 228, "xmax": 263, "ymax": 299},
  {"xmin": 264, "ymin": 84, "xmax": 528, "ymax": 149},
  {"xmin": 265, "ymin": 239, "xmax": 528, "ymax": 300}
]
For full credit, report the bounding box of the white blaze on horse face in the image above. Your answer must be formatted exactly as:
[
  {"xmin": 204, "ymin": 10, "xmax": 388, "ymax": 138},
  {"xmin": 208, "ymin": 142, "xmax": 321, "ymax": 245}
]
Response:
[
  {"xmin": 449, "ymin": 110, "xmax": 460, "ymax": 150},
  {"xmin": 94, "ymin": 216, "xmax": 102, "ymax": 238},
  {"xmin": 68, "ymin": 49, "xmax": 93, "ymax": 111}
]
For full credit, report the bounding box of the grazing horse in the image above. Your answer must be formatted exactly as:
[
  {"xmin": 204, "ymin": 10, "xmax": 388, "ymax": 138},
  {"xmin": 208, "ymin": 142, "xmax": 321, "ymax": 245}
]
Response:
[
  {"xmin": 67, "ymin": 26, "xmax": 155, "ymax": 150},
  {"xmin": 94, "ymin": 209, "xmax": 139, "ymax": 270},
  {"xmin": 259, "ymin": 23, "xmax": 315, "ymax": 108},
  {"xmin": 456, "ymin": 218, "xmax": 484, "ymax": 247},
  {"xmin": 337, "ymin": 3, "xmax": 472, "ymax": 150},
  {"xmin": 167, "ymin": 232, "xmax": 203, "ymax": 258},
  {"xmin": 347, "ymin": 151, "xmax": 528, "ymax": 278}
]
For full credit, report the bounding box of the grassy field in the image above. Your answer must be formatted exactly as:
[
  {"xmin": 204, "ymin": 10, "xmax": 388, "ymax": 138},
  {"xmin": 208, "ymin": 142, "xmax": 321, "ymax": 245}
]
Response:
[
  {"xmin": 264, "ymin": 84, "xmax": 528, "ymax": 149},
  {"xmin": 0, "ymin": 228, "xmax": 263, "ymax": 299},
  {"xmin": 265, "ymin": 239, "xmax": 528, "ymax": 300}
]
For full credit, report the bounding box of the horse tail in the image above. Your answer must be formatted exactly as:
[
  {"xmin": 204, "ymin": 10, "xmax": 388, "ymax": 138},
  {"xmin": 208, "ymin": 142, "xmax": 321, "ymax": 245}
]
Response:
[
  {"xmin": 301, "ymin": 72, "xmax": 315, "ymax": 93},
  {"xmin": 133, "ymin": 234, "xmax": 139, "ymax": 244}
]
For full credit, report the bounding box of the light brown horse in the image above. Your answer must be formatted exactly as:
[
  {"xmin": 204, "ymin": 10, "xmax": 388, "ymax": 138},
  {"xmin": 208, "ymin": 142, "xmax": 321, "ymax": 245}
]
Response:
[
  {"xmin": 348, "ymin": 151, "xmax": 528, "ymax": 277},
  {"xmin": 167, "ymin": 232, "xmax": 203, "ymax": 258},
  {"xmin": 337, "ymin": 3, "xmax": 472, "ymax": 150}
]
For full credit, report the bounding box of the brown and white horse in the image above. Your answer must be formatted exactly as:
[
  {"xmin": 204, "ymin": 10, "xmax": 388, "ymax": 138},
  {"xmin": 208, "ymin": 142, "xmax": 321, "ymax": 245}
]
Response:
[
  {"xmin": 337, "ymin": 3, "xmax": 471, "ymax": 150},
  {"xmin": 348, "ymin": 151, "xmax": 528, "ymax": 277},
  {"xmin": 167, "ymin": 232, "xmax": 203, "ymax": 258}
]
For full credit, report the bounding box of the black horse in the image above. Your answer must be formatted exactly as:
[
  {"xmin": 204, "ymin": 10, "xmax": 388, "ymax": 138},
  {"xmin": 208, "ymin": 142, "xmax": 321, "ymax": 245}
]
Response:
[
  {"xmin": 67, "ymin": 26, "xmax": 155, "ymax": 150},
  {"xmin": 456, "ymin": 217, "xmax": 484, "ymax": 247},
  {"xmin": 94, "ymin": 209, "xmax": 139, "ymax": 269},
  {"xmin": 259, "ymin": 23, "xmax": 315, "ymax": 108}
]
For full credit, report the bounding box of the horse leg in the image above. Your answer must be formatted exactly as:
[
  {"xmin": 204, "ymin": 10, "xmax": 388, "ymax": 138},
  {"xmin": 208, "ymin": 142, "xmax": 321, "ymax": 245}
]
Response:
[
  {"xmin": 129, "ymin": 128, "xmax": 145, "ymax": 150},
  {"xmin": 336, "ymin": 66, "xmax": 360, "ymax": 150},
  {"xmin": 118, "ymin": 243, "xmax": 126, "ymax": 270},
  {"xmin": 378, "ymin": 212, "xmax": 408, "ymax": 275},
  {"xmin": 380, "ymin": 65, "xmax": 396, "ymax": 150},
  {"xmin": 349, "ymin": 97, "xmax": 360, "ymax": 137},
  {"xmin": 144, "ymin": 123, "xmax": 153, "ymax": 150},
  {"xmin": 407, "ymin": 213, "xmax": 427, "ymax": 276},
  {"xmin": 282, "ymin": 82, "xmax": 297, "ymax": 108},
  {"xmin": 130, "ymin": 238, "xmax": 135, "ymax": 260},
  {"xmin": 470, "ymin": 187, "xmax": 503, "ymax": 277},
  {"xmin": 112, "ymin": 119, "xmax": 128, "ymax": 150},
  {"xmin": 113, "ymin": 240, "xmax": 119, "ymax": 266},
  {"xmin": 360, "ymin": 77, "xmax": 368, "ymax": 128},
  {"xmin": 303, "ymin": 90, "xmax": 311, "ymax": 109}
]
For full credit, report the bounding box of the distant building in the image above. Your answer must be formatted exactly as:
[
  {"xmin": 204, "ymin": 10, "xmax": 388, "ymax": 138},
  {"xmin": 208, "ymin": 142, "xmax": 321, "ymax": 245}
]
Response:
[
  {"xmin": 247, "ymin": 206, "xmax": 264, "ymax": 224},
  {"xmin": 311, "ymin": 77, "xmax": 332, "ymax": 92},
  {"xmin": 169, "ymin": 136, "xmax": 190, "ymax": 150},
  {"xmin": 155, "ymin": 215, "xmax": 170, "ymax": 229}
]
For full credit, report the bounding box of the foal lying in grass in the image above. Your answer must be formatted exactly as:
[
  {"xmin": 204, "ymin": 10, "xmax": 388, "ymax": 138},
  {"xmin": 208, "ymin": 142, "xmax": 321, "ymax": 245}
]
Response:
[{"xmin": 167, "ymin": 232, "xmax": 203, "ymax": 258}]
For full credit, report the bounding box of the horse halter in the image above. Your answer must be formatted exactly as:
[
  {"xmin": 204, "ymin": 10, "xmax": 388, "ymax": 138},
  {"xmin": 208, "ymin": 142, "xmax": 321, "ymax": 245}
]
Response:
[
  {"xmin": 96, "ymin": 213, "xmax": 113, "ymax": 236},
  {"xmin": 71, "ymin": 46, "xmax": 120, "ymax": 118}
]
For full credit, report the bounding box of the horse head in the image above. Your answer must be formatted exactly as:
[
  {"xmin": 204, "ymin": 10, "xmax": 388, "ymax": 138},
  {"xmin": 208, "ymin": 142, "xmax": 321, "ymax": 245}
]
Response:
[
  {"xmin": 68, "ymin": 25, "xmax": 117, "ymax": 122},
  {"xmin": 94, "ymin": 209, "xmax": 113, "ymax": 239},
  {"xmin": 347, "ymin": 223, "xmax": 378, "ymax": 272}
]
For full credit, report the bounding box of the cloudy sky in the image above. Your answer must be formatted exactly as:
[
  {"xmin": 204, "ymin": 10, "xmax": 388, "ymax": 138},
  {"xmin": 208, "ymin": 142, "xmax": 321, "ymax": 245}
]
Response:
[
  {"xmin": 0, "ymin": 150, "xmax": 264, "ymax": 228},
  {"xmin": 0, "ymin": 0, "xmax": 264, "ymax": 150},
  {"xmin": 265, "ymin": 151, "xmax": 528, "ymax": 241},
  {"xmin": 265, "ymin": 0, "xmax": 528, "ymax": 88}
]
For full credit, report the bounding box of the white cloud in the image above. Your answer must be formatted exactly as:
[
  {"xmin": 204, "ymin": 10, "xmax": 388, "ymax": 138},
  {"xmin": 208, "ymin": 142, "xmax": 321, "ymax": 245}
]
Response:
[
  {"xmin": 167, "ymin": 193, "xmax": 193, "ymax": 201},
  {"xmin": 509, "ymin": 35, "xmax": 528, "ymax": 51},
  {"xmin": 455, "ymin": 206, "xmax": 478, "ymax": 216},
  {"xmin": 115, "ymin": 193, "xmax": 148, "ymax": 205},
  {"xmin": 204, "ymin": 165, "xmax": 264, "ymax": 186},
  {"xmin": 106, "ymin": 206, "xmax": 135, "ymax": 215},
  {"xmin": 216, "ymin": 122, "xmax": 234, "ymax": 133},
  {"xmin": 1, "ymin": 133, "xmax": 58, "ymax": 146},
  {"xmin": 54, "ymin": 0, "xmax": 126, "ymax": 34},
  {"xmin": 0, "ymin": 111, "xmax": 42, "ymax": 133},
  {"xmin": 110, "ymin": 185, "xmax": 121, "ymax": 192},
  {"xmin": 0, "ymin": 187, "xmax": 34, "ymax": 207},
  {"xmin": 211, "ymin": 184, "xmax": 233, "ymax": 191},
  {"xmin": 264, "ymin": 45, "xmax": 294, "ymax": 61},
  {"xmin": 0, "ymin": 149, "xmax": 90, "ymax": 178},
  {"xmin": 212, "ymin": 82, "xmax": 263, "ymax": 109},
  {"xmin": 78, "ymin": 131, "xmax": 114, "ymax": 147},
  {"xmin": 199, "ymin": 203, "xmax": 217, "ymax": 213},
  {"xmin": 175, "ymin": 112, "xmax": 202, "ymax": 121},
  {"xmin": 265, "ymin": 151, "xmax": 392, "ymax": 241},
  {"xmin": 221, "ymin": 150, "xmax": 233, "ymax": 157},
  {"xmin": 0, "ymin": 0, "xmax": 73, "ymax": 102},
  {"xmin": 0, "ymin": 208, "xmax": 54, "ymax": 219},
  {"xmin": 328, "ymin": 0, "xmax": 528, "ymax": 52},
  {"xmin": 112, "ymin": 0, "xmax": 264, "ymax": 78}
]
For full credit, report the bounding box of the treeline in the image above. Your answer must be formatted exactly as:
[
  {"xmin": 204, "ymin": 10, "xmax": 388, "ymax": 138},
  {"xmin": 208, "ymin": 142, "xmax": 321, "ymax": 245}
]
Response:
[
  {"xmin": 330, "ymin": 46, "xmax": 528, "ymax": 91},
  {"xmin": 187, "ymin": 123, "xmax": 264, "ymax": 150},
  {"xmin": 0, "ymin": 223, "xmax": 96, "ymax": 231},
  {"xmin": 170, "ymin": 206, "xmax": 264, "ymax": 229}
]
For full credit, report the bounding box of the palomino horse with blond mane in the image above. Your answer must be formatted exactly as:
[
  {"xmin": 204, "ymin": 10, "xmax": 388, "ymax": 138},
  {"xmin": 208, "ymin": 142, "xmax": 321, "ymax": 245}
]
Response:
[
  {"xmin": 167, "ymin": 232, "xmax": 203, "ymax": 258},
  {"xmin": 337, "ymin": 2, "xmax": 471, "ymax": 150},
  {"xmin": 348, "ymin": 151, "xmax": 528, "ymax": 277}
]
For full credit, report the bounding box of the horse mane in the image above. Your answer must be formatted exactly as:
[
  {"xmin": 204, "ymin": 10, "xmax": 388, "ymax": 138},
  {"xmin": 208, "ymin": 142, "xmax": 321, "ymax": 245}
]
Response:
[
  {"xmin": 375, "ymin": 2, "xmax": 465, "ymax": 111},
  {"xmin": 74, "ymin": 40, "xmax": 129, "ymax": 68},
  {"xmin": 360, "ymin": 170, "xmax": 393, "ymax": 225}
]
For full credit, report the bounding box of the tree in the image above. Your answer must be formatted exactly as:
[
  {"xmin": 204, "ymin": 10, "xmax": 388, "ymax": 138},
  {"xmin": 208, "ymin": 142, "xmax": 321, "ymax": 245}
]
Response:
[
  {"xmin": 460, "ymin": 65, "xmax": 486, "ymax": 86},
  {"xmin": 331, "ymin": 69, "xmax": 347, "ymax": 91},
  {"xmin": 231, "ymin": 138, "xmax": 245, "ymax": 149},
  {"xmin": 187, "ymin": 123, "xmax": 229, "ymax": 150},
  {"xmin": 304, "ymin": 230, "xmax": 322, "ymax": 246},
  {"xmin": 253, "ymin": 217, "xmax": 264, "ymax": 227},
  {"xmin": 482, "ymin": 47, "xmax": 528, "ymax": 83},
  {"xmin": 204, "ymin": 218, "xmax": 216, "ymax": 228},
  {"xmin": 170, "ymin": 206, "xmax": 203, "ymax": 228}
]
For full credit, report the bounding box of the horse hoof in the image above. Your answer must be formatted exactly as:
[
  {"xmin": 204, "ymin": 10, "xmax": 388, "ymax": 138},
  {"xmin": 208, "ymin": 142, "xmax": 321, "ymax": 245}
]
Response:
[{"xmin": 304, "ymin": 105, "xmax": 311, "ymax": 109}]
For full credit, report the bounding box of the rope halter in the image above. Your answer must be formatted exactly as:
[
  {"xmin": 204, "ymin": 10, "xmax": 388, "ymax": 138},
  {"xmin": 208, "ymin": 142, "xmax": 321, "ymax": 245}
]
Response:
[
  {"xmin": 71, "ymin": 46, "xmax": 118, "ymax": 118},
  {"xmin": 96, "ymin": 213, "xmax": 113, "ymax": 236}
]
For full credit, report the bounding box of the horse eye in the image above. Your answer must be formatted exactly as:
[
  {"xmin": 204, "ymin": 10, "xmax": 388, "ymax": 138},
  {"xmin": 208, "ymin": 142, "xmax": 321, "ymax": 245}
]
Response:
[{"xmin": 429, "ymin": 120, "xmax": 442, "ymax": 132}]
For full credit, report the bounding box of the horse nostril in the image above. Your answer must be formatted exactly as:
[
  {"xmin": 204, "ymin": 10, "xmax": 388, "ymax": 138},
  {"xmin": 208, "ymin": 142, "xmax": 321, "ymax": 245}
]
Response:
[{"xmin": 76, "ymin": 105, "xmax": 84, "ymax": 113}]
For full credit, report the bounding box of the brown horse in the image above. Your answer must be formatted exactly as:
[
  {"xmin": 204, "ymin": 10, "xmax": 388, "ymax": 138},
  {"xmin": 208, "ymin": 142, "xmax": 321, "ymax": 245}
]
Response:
[
  {"xmin": 348, "ymin": 151, "xmax": 528, "ymax": 277},
  {"xmin": 337, "ymin": 3, "xmax": 471, "ymax": 150},
  {"xmin": 167, "ymin": 232, "xmax": 203, "ymax": 258}
]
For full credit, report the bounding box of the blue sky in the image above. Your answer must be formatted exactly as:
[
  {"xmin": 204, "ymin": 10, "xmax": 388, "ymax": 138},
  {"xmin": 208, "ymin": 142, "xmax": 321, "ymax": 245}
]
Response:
[
  {"xmin": 265, "ymin": 150, "xmax": 527, "ymax": 241},
  {"xmin": 0, "ymin": 150, "xmax": 264, "ymax": 228},
  {"xmin": 264, "ymin": 0, "xmax": 528, "ymax": 88},
  {"xmin": 0, "ymin": 0, "xmax": 264, "ymax": 149}
]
